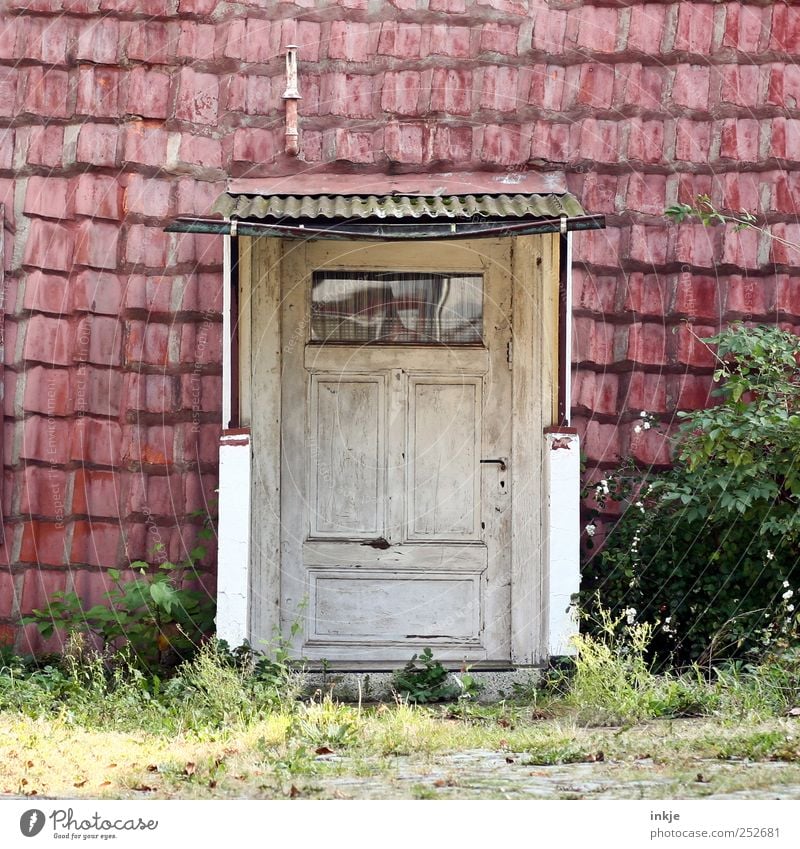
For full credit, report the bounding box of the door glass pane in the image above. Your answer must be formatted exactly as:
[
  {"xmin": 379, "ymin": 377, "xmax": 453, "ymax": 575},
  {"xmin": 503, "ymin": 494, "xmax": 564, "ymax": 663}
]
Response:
[{"xmin": 311, "ymin": 271, "xmax": 483, "ymax": 345}]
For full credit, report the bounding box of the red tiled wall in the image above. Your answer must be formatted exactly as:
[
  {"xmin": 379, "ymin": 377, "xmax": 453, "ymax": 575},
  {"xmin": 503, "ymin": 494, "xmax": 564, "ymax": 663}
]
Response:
[{"xmin": 1, "ymin": 0, "xmax": 798, "ymax": 651}]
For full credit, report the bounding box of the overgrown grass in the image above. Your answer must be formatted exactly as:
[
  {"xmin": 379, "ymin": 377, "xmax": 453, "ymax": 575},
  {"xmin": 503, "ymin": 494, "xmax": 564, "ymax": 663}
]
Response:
[
  {"xmin": 0, "ymin": 639, "xmax": 304, "ymax": 734},
  {"xmin": 543, "ymin": 609, "xmax": 800, "ymax": 726},
  {"xmin": 1, "ymin": 625, "xmax": 798, "ymax": 798},
  {"xmin": 2, "ymin": 620, "xmax": 797, "ymax": 734}
]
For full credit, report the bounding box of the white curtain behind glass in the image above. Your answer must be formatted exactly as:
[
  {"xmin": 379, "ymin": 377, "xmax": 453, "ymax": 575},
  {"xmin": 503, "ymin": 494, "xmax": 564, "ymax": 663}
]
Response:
[{"xmin": 311, "ymin": 271, "xmax": 483, "ymax": 345}]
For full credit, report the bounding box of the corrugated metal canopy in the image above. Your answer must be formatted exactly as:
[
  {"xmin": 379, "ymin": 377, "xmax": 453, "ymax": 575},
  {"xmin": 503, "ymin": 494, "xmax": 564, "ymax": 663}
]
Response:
[
  {"xmin": 166, "ymin": 172, "xmax": 604, "ymax": 240},
  {"xmin": 212, "ymin": 191, "xmax": 588, "ymax": 221}
]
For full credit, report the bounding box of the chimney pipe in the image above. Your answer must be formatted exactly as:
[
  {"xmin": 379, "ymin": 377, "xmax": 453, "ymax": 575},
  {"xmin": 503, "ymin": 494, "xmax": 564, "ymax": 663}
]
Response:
[{"xmin": 282, "ymin": 45, "xmax": 301, "ymax": 156}]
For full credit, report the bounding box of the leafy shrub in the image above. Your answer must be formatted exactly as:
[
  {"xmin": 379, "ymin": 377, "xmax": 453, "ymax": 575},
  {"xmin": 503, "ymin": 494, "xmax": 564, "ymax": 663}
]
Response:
[
  {"xmin": 584, "ymin": 323, "xmax": 800, "ymax": 664},
  {"xmin": 392, "ymin": 649, "xmax": 461, "ymax": 703},
  {"xmin": 392, "ymin": 648, "xmax": 481, "ymax": 703},
  {"xmin": 23, "ymin": 544, "xmax": 215, "ymax": 671}
]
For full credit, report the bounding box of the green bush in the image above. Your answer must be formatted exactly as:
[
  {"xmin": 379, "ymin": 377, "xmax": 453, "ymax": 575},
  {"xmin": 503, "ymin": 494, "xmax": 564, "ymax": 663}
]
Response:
[
  {"xmin": 584, "ymin": 323, "xmax": 800, "ymax": 664},
  {"xmin": 23, "ymin": 549, "xmax": 215, "ymax": 671},
  {"xmin": 391, "ymin": 648, "xmax": 482, "ymax": 703}
]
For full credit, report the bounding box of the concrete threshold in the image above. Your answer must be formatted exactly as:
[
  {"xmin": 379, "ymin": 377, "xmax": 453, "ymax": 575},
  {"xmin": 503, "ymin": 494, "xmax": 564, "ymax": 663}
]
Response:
[{"xmin": 303, "ymin": 668, "xmax": 543, "ymax": 704}]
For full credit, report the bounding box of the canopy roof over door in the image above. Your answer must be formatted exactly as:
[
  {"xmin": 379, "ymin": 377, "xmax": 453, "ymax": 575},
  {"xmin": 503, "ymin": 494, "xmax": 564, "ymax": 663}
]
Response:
[{"xmin": 167, "ymin": 171, "xmax": 604, "ymax": 240}]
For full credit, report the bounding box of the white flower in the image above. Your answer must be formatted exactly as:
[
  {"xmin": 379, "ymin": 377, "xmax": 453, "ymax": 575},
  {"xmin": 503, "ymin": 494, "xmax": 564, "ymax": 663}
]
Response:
[
  {"xmin": 640, "ymin": 411, "xmax": 647, "ymax": 417},
  {"xmin": 788, "ymin": 604, "xmax": 795, "ymax": 613},
  {"xmin": 783, "ymin": 579, "xmax": 790, "ymax": 587},
  {"xmin": 585, "ymin": 523, "xmax": 596, "ymax": 537},
  {"xmin": 783, "ymin": 589, "xmax": 794, "ymax": 600},
  {"xmin": 766, "ymin": 550, "xmax": 774, "ymax": 561},
  {"xmin": 624, "ymin": 607, "xmax": 637, "ymax": 624},
  {"xmin": 634, "ymin": 501, "xmax": 643, "ymax": 508},
  {"xmin": 634, "ymin": 424, "xmax": 642, "ymax": 434},
  {"xmin": 643, "ymin": 421, "xmax": 651, "ymax": 430}
]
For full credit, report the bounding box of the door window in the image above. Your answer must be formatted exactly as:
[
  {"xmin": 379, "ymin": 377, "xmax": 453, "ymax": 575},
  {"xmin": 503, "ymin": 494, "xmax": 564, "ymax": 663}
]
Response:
[{"xmin": 310, "ymin": 271, "xmax": 483, "ymax": 345}]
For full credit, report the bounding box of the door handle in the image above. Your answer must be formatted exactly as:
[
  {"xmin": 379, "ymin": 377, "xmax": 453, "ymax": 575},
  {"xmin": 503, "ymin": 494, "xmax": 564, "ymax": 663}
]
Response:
[{"xmin": 480, "ymin": 458, "xmax": 507, "ymax": 471}]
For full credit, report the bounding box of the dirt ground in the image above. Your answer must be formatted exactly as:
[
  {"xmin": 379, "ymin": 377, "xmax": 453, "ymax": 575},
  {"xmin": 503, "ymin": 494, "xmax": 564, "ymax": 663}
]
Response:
[{"xmin": 2, "ymin": 713, "xmax": 800, "ymax": 800}]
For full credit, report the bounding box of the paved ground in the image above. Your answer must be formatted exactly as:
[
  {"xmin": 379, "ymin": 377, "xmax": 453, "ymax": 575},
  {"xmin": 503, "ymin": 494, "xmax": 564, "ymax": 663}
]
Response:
[{"xmin": 308, "ymin": 751, "xmax": 800, "ymax": 800}]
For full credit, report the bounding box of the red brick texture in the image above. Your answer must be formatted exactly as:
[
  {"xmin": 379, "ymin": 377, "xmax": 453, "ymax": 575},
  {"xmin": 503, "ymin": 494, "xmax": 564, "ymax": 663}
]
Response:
[{"xmin": 1, "ymin": 0, "xmax": 798, "ymax": 649}]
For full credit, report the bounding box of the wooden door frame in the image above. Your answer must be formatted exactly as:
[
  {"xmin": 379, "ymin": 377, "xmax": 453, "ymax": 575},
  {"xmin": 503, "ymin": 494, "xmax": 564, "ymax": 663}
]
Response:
[{"xmin": 236, "ymin": 234, "xmax": 561, "ymax": 665}]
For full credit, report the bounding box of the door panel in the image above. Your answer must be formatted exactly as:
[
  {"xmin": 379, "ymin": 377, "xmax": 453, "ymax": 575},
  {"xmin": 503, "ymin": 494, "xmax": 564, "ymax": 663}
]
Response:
[
  {"xmin": 309, "ymin": 570, "xmax": 482, "ymax": 641},
  {"xmin": 302, "ymin": 540, "xmax": 487, "ymax": 571},
  {"xmin": 407, "ymin": 377, "xmax": 482, "ymax": 541},
  {"xmin": 280, "ymin": 239, "xmax": 513, "ymax": 667},
  {"xmin": 309, "ymin": 375, "xmax": 385, "ymax": 538},
  {"xmin": 304, "ymin": 345, "xmax": 489, "ymax": 373}
]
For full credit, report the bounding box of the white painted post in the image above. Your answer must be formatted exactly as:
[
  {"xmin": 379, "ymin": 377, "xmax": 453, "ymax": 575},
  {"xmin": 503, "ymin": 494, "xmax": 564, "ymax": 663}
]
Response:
[
  {"xmin": 222, "ymin": 230, "xmax": 232, "ymax": 429},
  {"xmin": 544, "ymin": 428, "xmax": 581, "ymax": 656},
  {"xmin": 564, "ymin": 231, "xmax": 573, "ymax": 425},
  {"xmin": 216, "ymin": 428, "xmax": 251, "ymax": 648}
]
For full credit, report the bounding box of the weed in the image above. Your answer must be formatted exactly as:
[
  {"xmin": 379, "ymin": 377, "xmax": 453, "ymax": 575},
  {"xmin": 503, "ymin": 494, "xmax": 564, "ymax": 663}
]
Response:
[
  {"xmin": 3, "ymin": 613, "xmax": 800, "ymax": 800},
  {"xmin": 292, "ymin": 695, "xmax": 360, "ymax": 750},
  {"xmin": 519, "ymin": 734, "xmax": 596, "ymax": 765},
  {"xmin": 451, "ymin": 669, "xmax": 484, "ymax": 701},
  {"xmin": 392, "ymin": 649, "xmax": 458, "ymax": 703},
  {"xmin": 411, "ymin": 784, "xmax": 440, "ymax": 799},
  {"xmin": 568, "ymin": 609, "xmax": 659, "ymax": 725},
  {"xmin": 509, "ymin": 672, "xmax": 545, "ymax": 704},
  {"xmin": 361, "ymin": 702, "xmax": 447, "ymax": 755},
  {"xmin": 392, "ymin": 648, "xmax": 480, "ymax": 703},
  {"xmin": 563, "ymin": 609, "xmax": 722, "ymax": 726},
  {"xmin": 260, "ymin": 745, "xmax": 318, "ymax": 777},
  {"xmin": 708, "ymin": 729, "xmax": 800, "ymax": 762},
  {"xmin": 3, "ymin": 701, "xmax": 800, "ymax": 798},
  {"xmin": 162, "ymin": 640, "xmax": 304, "ymax": 730}
]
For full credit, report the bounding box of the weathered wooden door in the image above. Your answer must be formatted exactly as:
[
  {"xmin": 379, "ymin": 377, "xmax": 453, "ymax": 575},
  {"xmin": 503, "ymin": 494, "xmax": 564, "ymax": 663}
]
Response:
[{"xmin": 280, "ymin": 240, "xmax": 514, "ymax": 667}]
